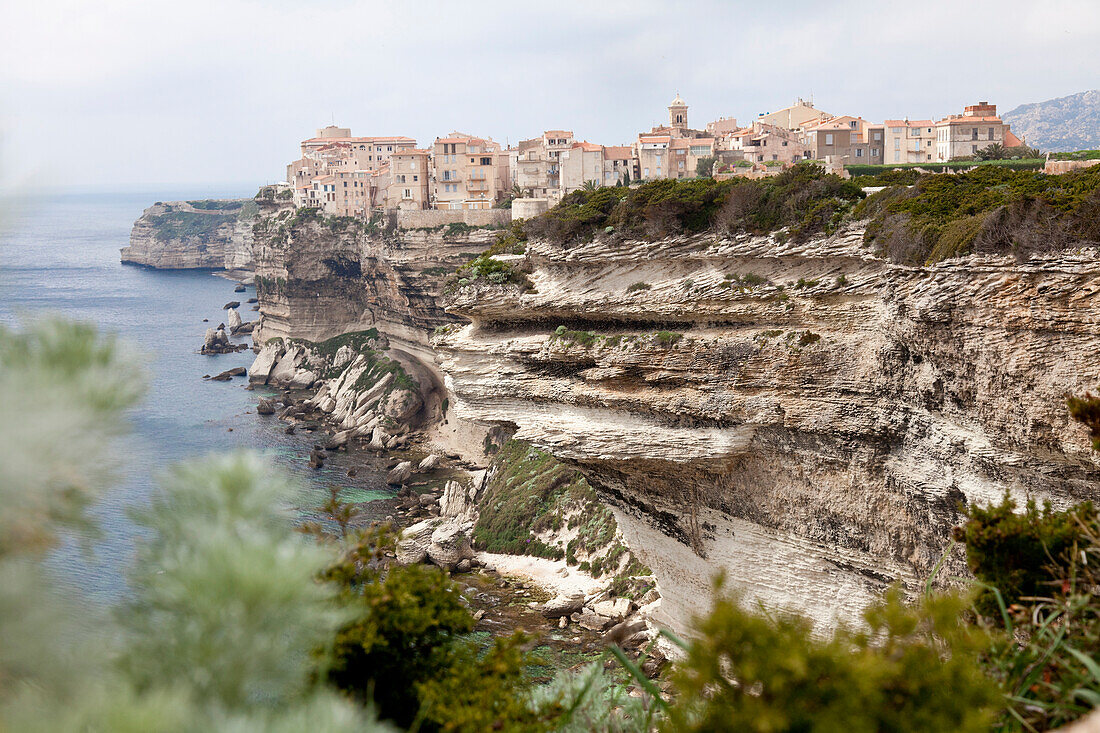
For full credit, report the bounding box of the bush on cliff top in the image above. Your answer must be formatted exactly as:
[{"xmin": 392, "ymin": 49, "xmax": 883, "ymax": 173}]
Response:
[
  {"xmin": 523, "ymin": 162, "xmax": 863, "ymax": 244},
  {"xmin": 859, "ymin": 164, "xmax": 1100, "ymax": 264}
]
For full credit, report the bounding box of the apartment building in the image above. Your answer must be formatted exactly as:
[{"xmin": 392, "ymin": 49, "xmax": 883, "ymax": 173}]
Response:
[
  {"xmin": 724, "ymin": 121, "xmax": 812, "ymax": 164},
  {"xmin": 516, "ymin": 130, "xmax": 575, "ymax": 202},
  {"xmin": 934, "ymin": 102, "xmax": 1013, "ymax": 161},
  {"xmin": 432, "ymin": 133, "xmax": 506, "ymax": 210},
  {"xmin": 884, "ymin": 120, "xmax": 937, "ymax": 164},
  {"xmin": 801, "ymin": 116, "xmax": 883, "ymax": 165},
  {"xmin": 288, "ymin": 125, "xmax": 417, "ymax": 208},
  {"xmin": 387, "ymin": 149, "xmax": 431, "ymax": 210}
]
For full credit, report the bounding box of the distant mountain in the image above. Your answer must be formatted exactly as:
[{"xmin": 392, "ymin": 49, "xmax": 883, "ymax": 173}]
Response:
[{"xmin": 1002, "ymin": 90, "xmax": 1100, "ymax": 152}]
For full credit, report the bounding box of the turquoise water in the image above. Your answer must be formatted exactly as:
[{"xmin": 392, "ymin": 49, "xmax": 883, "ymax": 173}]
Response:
[{"xmin": 0, "ymin": 191, "xmax": 396, "ymax": 601}]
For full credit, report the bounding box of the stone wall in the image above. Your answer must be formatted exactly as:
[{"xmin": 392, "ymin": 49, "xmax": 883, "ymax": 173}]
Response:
[{"xmin": 397, "ymin": 208, "xmax": 511, "ymax": 230}]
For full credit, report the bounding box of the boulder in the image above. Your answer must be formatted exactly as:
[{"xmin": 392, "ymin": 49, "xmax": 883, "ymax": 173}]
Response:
[
  {"xmin": 591, "ymin": 598, "xmax": 633, "ymax": 623},
  {"xmin": 269, "ymin": 346, "xmax": 305, "ymax": 387},
  {"xmin": 439, "ymin": 479, "xmax": 475, "ymax": 520},
  {"xmin": 287, "ymin": 369, "xmax": 317, "ymax": 390},
  {"xmin": 249, "ymin": 343, "xmax": 284, "ymax": 384},
  {"xmin": 387, "ymin": 461, "xmax": 413, "ymax": 485},
  {"xmin": 223, "ymin": 301, "xmax": 240, "ymax": 310},
  {"xmin": 602, "ymin": 618, "xmax": 647, "ymax": 647},
  {"xmin": 418, "ymin": 454, "xmax": 441, "ymax": 471},
  {"xmin": 332, "ymin": 344, "xmax": 355, "ymax": 369},
  {"xmin": 427, "ymin": 521, "xmax": 474, "ymax": 570},
  {"xmin": 368, "ymin": 426, "xmax": 388, "ymax": 451},
  {"xmin": 226, "ymin": 308, "xmax": 242, "ymax": 333},
  {"xmin": 328, "ymin": 429, "xmax": 352, "ymax": 449},
  {"xmin": 380, "ymin": 388, "xmax": 422, "ymax": 423},
  {"xmin": 308, "ymin": 447, "xmax": 326, "ymax": 469},
  {"xmin": 247, "ymin": 297, "xmax": 258, "ymax": 304},
  {"xmin": 256, "ymin": 398, "xmax": 276, "ymax": 415},
  {"xmin": 542, "ymin": 593, "xmax": 586, "ymax": 619},
  {"xmin": 574, "ymin": 610, "xmax": 615, "ymax": 632},
  {"xmin": 395, "ymin": 519, "xmax": 437, "ymax": 564},
  {"xmin": 233, "ymin": 321, "xmax": 255, "ymax": 335},
  {"xmin": 234, "ymin": 283, "xmax": 246, "ymax": 292}
]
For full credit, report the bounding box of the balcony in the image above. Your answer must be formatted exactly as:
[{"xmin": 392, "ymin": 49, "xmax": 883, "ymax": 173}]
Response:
[{"xmin": 467, "ymin": 180, "xmax": 489, "ymax": 192}]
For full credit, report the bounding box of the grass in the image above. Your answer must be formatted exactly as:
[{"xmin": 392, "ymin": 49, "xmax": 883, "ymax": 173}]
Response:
[
  {"xmin": 473, "ymin": 440, "xmax": 652, "ymax": 596},
  {"xmin": 626, "ymin": 282, "xmax": 652, "ymax": 293}
]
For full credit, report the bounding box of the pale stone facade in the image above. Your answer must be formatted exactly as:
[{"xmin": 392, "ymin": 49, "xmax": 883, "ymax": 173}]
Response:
[
  {"xmin": 387, "ymin": 149, "xmax": 431, "ymax": 210},
  {"xmin": 755, "ymin": 98, "xmax": 832, "ymax": 131},
  {"xmin": 801, "ymin": 116, "xmax": 883, "ymax": 166},
  {"xmin": 884, "ymin": 120, "xmax": 937, "ymax": 164},
  {"xmin": 516, "ymin": 130, "xmax": 575, "ymax": 203},
  {"xmin": 934, "ymin": 103, "xmax": 1012, "ymax": 161},
  {"xmin": 432, "ymin": 133, "xmax": 505, "ymax": 210}
]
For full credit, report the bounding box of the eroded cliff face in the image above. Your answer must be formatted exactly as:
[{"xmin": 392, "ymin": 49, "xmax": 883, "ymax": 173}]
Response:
[
  {"xmin": 251, "ymin": 212, "xmax": 508, "ymax": 443},
  {"xmin": 121, "ymin": 200, "xmax": 260, "ymax": 270},
  {"xmin": 434, "ymin": 227, "xmax": 1100, "ymax": 632}
]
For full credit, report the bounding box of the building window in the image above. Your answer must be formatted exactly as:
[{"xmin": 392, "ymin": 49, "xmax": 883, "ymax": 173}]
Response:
[
  {"xmin": 825, "ymin": 133, "xmax": 833, "ymax": 145},
  {"xmin": 856, "ymin": 148, "xmax": 863, "ymax": 157}
]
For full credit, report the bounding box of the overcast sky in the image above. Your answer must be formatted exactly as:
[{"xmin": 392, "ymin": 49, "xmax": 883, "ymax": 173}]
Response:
[{"xmin": 3, "ymin": 0, "xmax": 1099, "ymax": 192}]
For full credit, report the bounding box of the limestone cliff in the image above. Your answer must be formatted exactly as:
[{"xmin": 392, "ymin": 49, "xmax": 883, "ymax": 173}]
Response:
[
  {"xmin": 250, "ymin": 209, "xmax": 514, "ymax": 451},
  {"xmin": 121, "ymin": 199, "xmax": 262, "ymax": 271},
  {"xmin": 433, "ymin": 226, "xmax": 1100, "ymax": 633}
]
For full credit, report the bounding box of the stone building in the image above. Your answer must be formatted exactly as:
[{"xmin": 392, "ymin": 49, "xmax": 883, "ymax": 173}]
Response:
[
  {"xmin": 432, "ymin": 133, "xmax": 506, "ymax": 210},
  {"xmin": 387, "ymin": 149, "xmax": 432, "ymax": 210},
  {"xmin": 516, "ymin": 130, "xmax": 575, "ymax": 203},
  {"xmin": 883, "ymin": 120, "xmax": 937, "ymax": 164},
  {"xmin": 934, "ymin": 102, "xmax": 1014, "ymax": 161},
  {"xmin": 800, "ymin": 116, "xmax": 884, "ymax": 166}
]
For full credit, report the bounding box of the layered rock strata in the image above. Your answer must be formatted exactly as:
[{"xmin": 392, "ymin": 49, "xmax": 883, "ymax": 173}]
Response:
[
  {"xmin": 121, "ymin": 199, "xmax": 263, "ymax": 270},
  {"xmin": 434, "ymin": 226, "xmax": 1100, "ymax": 633}
]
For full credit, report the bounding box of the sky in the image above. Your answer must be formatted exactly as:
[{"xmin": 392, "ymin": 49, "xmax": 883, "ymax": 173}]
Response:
[{"xmin": 2, "ymin": 0, "xmax": 1099, "ymax": 192}]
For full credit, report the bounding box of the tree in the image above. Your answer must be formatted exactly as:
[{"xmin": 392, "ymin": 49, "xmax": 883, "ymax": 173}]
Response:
[
  {"xmin": 976, "ymin": 142, "xmax": 1008, "ymax": 160},
  {"xmin": 695, "ymin": 155, "xmax": 716, "ymax": 177}
]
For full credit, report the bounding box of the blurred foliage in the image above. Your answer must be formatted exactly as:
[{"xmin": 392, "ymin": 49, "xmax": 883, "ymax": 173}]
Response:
[
  {"xmin": 661, "ymin": 583, "xmax": 999, "ymax": 733},
  {"xmin": 322, "ymin": 528, "xmax": 475, "ymax": 728},
  {"xmin": 957, "ymin": 494, "xmax": 1096, "ymax": 617}
]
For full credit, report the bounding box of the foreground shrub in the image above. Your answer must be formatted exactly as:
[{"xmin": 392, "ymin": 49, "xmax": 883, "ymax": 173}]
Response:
[
  {"xmin": 321, "ymin": 529, "xmax": 475, "ymax": 728},
  {"xmin": 662, "ymin": 584, "xmax": 999, "ymax": 733},
  {"xmin": 957, "ymin": 494, "xmax": 1096, "ymax": 617}
]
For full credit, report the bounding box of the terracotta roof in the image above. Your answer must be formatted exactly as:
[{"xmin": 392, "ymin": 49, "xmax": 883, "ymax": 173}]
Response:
[
  {"xmin": 392, "ymin": 148, "xmax": 431, "ymax": 156},
  {"xmin": 572, "ymin": 141, "xmax": 603, "ymax": 152},
  {"xmin": 543, "ymin": 130, "xmax": 573, "ymax": 137},
  {"xmin": 603, "ymin": 146, "xmax": 633, "ymax": 160},
  {"xmin": 639, "ymin": 135, "xmax": 671, "ymax": 144},
  {"xmin": 884, "ymin": 119, "xmax": 934, "ymax": 127},
  {"xmin": 1004, "ymin": 129, "xmax": 1024, "ymax": 147}
]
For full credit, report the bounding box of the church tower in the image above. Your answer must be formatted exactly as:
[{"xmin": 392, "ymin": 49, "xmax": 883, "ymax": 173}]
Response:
[{"xmin": 668, "ymin": 93, "xmax": 688, "ymax": 129}]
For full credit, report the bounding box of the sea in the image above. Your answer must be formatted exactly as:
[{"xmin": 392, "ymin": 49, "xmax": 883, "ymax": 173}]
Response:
[{"xmin": 0, "ymin": 190, "xmax": 397, "ymax": 602}]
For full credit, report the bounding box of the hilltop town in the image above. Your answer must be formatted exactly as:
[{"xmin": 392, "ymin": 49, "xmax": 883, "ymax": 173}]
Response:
[{"xmin": 279, "ymin": 95, "xmax": 1029, "ymax": 219}]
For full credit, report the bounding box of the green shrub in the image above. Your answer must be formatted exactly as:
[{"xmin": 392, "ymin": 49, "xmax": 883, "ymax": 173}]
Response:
[
  {"xmin": 626, "ymin": 281, "xmax": 652, "ymax": 293},
  {"xmin": 862, "ymin": 165, "xmax": 1100, "ymax": 264},
  {"xmin": 662, "ymin": 584, "xmax": 999, "ymax": 733},
  {"xmin": 957, "ymin": 493, "xmax": 1096, "ymax": 616},
  {"xmin": 655, "ymin": 331, "xmax": 682, "ymax": 346}
]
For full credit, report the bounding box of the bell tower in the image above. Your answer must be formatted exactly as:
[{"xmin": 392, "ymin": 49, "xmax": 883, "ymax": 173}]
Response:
[{"xmin": 668, "ymin": 93, "xmax": 688, "ymax": 129}]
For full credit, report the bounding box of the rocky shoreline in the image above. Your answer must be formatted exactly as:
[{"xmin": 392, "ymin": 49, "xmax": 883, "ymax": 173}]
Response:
[{"xmin": 238, "ymin": 329, "xmax": 667, "ymax": 662}]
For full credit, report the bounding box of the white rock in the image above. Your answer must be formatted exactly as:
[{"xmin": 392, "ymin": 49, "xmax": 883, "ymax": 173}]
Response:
[
  {"xmin": 418, "ymin": 454, "xmax": 441, "ymax": 471},
  {"xmin": 387, "ymin": 461, "xmax": 413, "ymax": 485}
]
